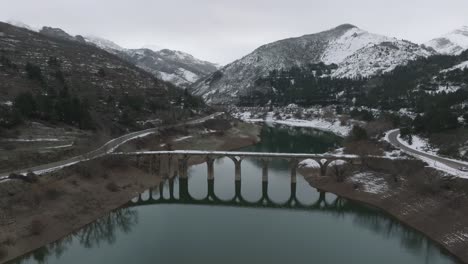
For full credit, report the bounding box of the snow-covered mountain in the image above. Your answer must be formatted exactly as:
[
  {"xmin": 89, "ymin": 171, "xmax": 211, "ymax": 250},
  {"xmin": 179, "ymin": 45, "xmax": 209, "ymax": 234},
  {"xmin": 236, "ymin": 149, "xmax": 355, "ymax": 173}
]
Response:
[
  {"xmin": 191, "ymin": 24, "xmax": 434, "ymax": 104},
  {"xmin": 81, "ymin": 36, "xmax": 218, "ymax": 87},
  {"xmin": 84, "ymin": 35, "xmax": 125, "ymax": 52},
  {"xmin": 14, "ymin": 22, "xmax": 219, "ymax": 88},
  {"xmin": 425, "ymin": 26, "xmax": 468, "ymax": 55},
  {"xmin": 121, "ymin": 48, "xmax": 219, "ymax": 88},
  {"xmin": 5, "ymin": 20, "xmax": 38, "ymax": 31}
]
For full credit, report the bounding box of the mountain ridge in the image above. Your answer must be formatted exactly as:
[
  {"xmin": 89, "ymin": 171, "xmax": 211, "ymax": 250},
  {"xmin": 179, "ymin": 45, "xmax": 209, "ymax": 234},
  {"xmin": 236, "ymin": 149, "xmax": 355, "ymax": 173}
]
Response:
[
  {"xmin": 190, "ymin": 24, "xmax": 435, "ymax": 104},
  {"xmin": 425, "ymin": 26, "xmax": 468, "ymax": 55},
  {"xmin": 3, "ymin": 21, "xmax": 219, "ymax": 88}
]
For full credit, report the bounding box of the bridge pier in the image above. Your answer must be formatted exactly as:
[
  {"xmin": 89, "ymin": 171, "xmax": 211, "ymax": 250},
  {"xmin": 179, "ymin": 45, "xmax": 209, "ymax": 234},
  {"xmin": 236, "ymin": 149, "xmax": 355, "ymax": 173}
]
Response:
[
  {"xmin": 229, "ymin": 156, "xmax": 243, "ymax": 181},
  {"xmin": 160, "ymin": 155, "xmax": 170, "ymax": 179},
  {"xmin": 261, "ymin": 159, "xmax": 269, "ymax": 182},
  {"xmin": 154, "ymin": 155, "xmax": 161, "ymax": 175},
  {"xmin": 178, "ymin": 155, "xmax": 189, "ymax": 179},
  {"xmin": 206, "ymin": 157, "xmax": 215, "ymax": 180},
  {"xmin": 289, "ymin": 159, "xmax": 298, "ymax": 183},
  {"xmin": 135, "ymin": 155, "xmax": 141, "ymax": 168}
]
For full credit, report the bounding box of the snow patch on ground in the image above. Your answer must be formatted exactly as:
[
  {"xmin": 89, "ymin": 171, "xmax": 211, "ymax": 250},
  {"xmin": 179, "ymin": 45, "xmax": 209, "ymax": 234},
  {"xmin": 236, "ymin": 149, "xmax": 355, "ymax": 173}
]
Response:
[
  {"xmin": 398, "ymin": 135, "xmax": 439, "ymax": 155},
  {"xmin": 441, "ymin": 60, "xmax": 468, "ymax": 73},
  {"xmin": 298, "ymin": 159, "xmax": 321, "ymax": 169},
  {"xmin": 173, "ymin": 136, "xmax": 193, "ymax": 142},
  {"xmin": 349, "ymin": 172, "xmax": 389, "ymax": 194},
  {"xmin": 1, "ymin": 138, "xmax": 61, "ymax": 142},
  {"xmin": 383, "ymin": 149, "xmax": 407, "ymax": 160},
  {"xmin": 42, "ymin": 143, "xmax": 74, "ymax": 150},
  {"xmin": 274, "ymin": 119, "xmax": 351, "ymax": 137},
  {"xmin": 232, "ymin": 107, "xmax": 354, "ymax": 137}
]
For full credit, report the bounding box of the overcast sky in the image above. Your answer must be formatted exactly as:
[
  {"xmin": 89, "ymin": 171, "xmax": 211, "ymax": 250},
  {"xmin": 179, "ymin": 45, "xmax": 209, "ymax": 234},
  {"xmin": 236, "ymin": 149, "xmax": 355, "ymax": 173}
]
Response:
[{"xmin": 1, "ymin": 0, "xmax": 468, "ymax": 65}]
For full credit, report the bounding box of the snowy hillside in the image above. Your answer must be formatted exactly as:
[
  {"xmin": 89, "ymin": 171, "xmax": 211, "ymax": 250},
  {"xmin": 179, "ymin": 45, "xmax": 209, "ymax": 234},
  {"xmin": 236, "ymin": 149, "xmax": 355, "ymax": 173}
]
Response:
[
  {"xmin": 191, "ymin": 24, "xmax": 434, "ymax": 104},
  {"xmin": 441, "ymin": 60, "xmax": 468, "ymax": 73},
  {"xmin": 84, "ymin": 35, "xmax": 125, "ymax": 52},
  {"xmin": 123, "ymin": 49, "xmax": 219, "ymax": 88},
  {"xmin": 332, "ymin": 40, "xmax": 433, "ymax": 78},
  {"xmin": 425, "ymin": 26, "xmax": 468, "ymax": 55}
]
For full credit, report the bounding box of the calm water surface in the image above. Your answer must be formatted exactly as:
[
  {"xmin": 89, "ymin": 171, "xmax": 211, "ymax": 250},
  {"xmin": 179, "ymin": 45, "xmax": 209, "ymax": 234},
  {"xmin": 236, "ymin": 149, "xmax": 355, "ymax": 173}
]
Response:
[{"xmin": 14, "ymin": 125, "xmax": 455, "ymax": 264}]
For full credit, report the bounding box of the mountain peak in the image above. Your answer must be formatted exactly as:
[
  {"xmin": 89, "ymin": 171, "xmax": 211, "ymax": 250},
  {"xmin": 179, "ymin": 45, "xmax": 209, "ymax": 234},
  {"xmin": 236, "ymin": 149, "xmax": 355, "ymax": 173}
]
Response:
[
  {"xmin": 453, "ymin": 25, "xmax": 468, "ymax": 36},
  {"xmin": 333, "ymin": 23, "xmax": 358, "ymax": 31},
  {"xmin": 425, "ymin": 26, "xmax": 468, "ymax": 55}
]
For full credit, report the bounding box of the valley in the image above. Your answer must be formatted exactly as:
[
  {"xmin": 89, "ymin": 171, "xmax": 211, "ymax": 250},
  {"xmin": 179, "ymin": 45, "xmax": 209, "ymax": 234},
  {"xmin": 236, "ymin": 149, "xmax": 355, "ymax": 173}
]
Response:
[{"xmin": 1, "ymin": 14, "xmax": 468, "ymax": 264}]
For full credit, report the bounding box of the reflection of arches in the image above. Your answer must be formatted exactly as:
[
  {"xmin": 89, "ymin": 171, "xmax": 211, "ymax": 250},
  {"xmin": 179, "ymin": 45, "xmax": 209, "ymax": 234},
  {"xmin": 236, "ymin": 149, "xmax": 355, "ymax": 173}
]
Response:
[{"xmin": 130, "ymin": 177, "xmax": 354, "ymax": 212}]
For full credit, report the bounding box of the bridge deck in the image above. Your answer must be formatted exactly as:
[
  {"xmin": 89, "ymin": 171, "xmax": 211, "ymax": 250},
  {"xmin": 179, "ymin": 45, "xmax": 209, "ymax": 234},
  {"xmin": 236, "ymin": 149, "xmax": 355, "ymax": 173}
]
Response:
[{"xmin": 112, "ymin": 150, "xmax": 360, "ymax": 159}]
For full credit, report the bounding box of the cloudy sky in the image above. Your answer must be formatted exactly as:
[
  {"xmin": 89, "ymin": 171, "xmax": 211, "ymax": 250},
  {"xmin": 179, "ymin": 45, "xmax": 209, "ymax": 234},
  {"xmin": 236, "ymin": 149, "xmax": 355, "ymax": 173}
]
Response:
[{"xmin": 1, "ymin": 0, "xmax": 468, "ymax": 65}]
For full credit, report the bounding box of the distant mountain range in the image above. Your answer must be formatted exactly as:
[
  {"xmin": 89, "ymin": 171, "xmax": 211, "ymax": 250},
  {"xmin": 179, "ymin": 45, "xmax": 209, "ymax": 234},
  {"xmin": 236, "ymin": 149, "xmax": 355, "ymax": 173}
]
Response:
[
  {"xmin": 4, "ymin": 20, "xmax": 468, "ymax": 105},
  {"xmin": 191, "ymin": 24, "xmax": 441, "ymax": 104},
  {"xmin": 80, "ymin": 35, "xmax": 219, "ymax": 87},
  {"xmin": 425, "ymin": 26, "xmax": 468, "ymax": 55},
  {"xmin": 5, "ymin": 22, "xmax": 219, "ymax": 88},
  {"xmin": 0, "ymin": 22, "xmax": 192, "ymax": 132}
]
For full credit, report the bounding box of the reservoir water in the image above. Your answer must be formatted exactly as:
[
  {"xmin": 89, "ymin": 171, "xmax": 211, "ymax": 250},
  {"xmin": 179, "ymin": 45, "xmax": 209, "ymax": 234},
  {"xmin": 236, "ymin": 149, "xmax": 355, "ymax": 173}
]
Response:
[{"xmin": 13, "ymin": 125, "xmax": 455, "ymax": 264}]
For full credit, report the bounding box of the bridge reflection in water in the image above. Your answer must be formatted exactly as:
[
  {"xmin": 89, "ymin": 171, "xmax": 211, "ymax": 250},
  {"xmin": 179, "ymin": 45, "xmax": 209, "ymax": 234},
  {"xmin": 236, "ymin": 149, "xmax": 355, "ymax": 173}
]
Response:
[{"xmin": 129, "ymin": 177, "xmax": 346, "ymax": 211}]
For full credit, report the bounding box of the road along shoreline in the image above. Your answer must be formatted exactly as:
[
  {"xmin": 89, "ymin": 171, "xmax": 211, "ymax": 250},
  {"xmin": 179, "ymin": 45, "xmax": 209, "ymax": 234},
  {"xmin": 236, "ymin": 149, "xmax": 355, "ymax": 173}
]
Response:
[
  {"xmin": 0, "ymin": 119, "xmax": 261, "ymax": 263},
  {"xmin": 0, "ymin": 113, "xmax": 223, "ymax": 181}
]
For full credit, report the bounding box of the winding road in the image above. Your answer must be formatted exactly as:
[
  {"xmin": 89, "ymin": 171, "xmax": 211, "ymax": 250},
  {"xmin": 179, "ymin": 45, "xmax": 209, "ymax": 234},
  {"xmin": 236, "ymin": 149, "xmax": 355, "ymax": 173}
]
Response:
[
  {"xmin": 0, "ymin": 112, "xmax": 222, "ymax": 181},
  {"xmin": 386, "ymin": 129, "xmax": 468, "ymax": 175}
]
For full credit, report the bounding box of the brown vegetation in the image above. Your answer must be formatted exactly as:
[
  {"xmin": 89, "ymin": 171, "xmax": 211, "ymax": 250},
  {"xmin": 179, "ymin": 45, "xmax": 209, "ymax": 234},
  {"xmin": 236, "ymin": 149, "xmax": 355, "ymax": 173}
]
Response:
[
  {"xmin": 106, "ymin": 182, "xmax": 120, "ymax": 192},
  {"xmin": 203, "ymin": 119, "xmax": 232, "ymax": 131},
  {"xmin": 0, "ymin": 246, "xmax": 7, "ymax": 260},
  {"xmin": 30, "ymin": 219, "xmax": 45, "ymax": 236}
]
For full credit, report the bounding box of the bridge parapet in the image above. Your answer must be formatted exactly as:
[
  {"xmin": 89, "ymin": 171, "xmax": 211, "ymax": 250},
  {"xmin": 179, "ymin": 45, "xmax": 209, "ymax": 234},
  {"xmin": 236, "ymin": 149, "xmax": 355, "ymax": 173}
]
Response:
[{"xmin": 113, "ymin": 150, "xmax": 369, "ymax": 179}]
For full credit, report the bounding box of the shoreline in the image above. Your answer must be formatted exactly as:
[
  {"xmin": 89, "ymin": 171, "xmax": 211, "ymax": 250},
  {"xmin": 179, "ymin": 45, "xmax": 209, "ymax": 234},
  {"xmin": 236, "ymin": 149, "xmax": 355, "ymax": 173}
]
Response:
[
  {"xmin": 302, "ymin": 170, "xmax": 468, "ymax": 264},
  {"xmin": 3, "ymin": 121, "xmax": 467, "ymax": 263},
  {"xmin": 0, "ymin": 120, "xmax": 261, "ymax": 263}
]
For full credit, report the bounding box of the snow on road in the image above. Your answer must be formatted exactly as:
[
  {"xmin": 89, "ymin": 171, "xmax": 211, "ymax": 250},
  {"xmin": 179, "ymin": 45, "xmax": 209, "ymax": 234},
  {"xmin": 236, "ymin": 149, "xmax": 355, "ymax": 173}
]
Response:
[{"xmin": 385, "ymin": 129, "xmax": 468, "ymax": 178}]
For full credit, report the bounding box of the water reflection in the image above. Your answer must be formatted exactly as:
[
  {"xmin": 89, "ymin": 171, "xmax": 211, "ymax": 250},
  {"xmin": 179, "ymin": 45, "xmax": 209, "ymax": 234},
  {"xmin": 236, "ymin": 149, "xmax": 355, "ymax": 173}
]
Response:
[
  {"xmin": 13, "ymin": 209, "xmax": 138, "ymax": 264},
  {"xmin": 12, "ymin": 125, "xmax": 454, "ymax": 264}
]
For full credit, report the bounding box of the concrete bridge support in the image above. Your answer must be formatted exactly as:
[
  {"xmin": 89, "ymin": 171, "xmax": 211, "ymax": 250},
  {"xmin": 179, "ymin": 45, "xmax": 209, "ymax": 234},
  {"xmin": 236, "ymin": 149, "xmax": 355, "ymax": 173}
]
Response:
[
  {"xmin": 230, "ymin": 157, "xmax": 243, "ymax": 181},
  {"xmin": 178, "ymin": 155, "xmax": 189, "ymax": 179},
  {"xmin": 206, "ymin": 157, "xmax": 215, "ymax": 180},
  {"xmin": 261, "ymin": 159, "xmax": 269, "ymax": 183},
  {"xmin": 289, "ymin": 159, "xmax": 298, "ymax": 184},
  {"xmin": 159, "ymin": 155, "xmax": 171, "ymax": 179}
]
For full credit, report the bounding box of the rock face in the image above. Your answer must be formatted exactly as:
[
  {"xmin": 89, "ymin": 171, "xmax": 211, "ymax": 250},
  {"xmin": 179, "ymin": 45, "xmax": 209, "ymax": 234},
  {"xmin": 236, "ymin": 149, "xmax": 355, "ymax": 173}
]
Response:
[
  {"xmin": 190, "ymin": 24, "xmax": 434, "ymax": 105},
  {"xmin": 16, "ymin": 23, "xmax": 219, "ymax": 88},
  {"xmin": 83, "ymin": 35, "xmax": 126, "ymax": 52},
  {"xmin": 39, "ymin": 26, "xmax": 77, "ymax": 41},
  {"xmin": 121, "ymin": 48, "xmax": 219, "ymax": 88},
  {"xmin": 0, "ymin": 22, "xmax": 182, "ymax": 130},
  {"xmin": 425, "ymin": 26, "xmax": 468, "ymax": 55},
  {"xmin": 83, "ymin": 37, "xmax": 219, "ymax": 88}
]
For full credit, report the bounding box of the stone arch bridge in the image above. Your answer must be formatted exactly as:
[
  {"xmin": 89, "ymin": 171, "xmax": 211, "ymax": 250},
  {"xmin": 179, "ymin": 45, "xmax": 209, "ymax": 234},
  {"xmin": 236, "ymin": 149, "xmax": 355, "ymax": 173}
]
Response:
[{"xmin": 112, "ymin": 150, "xmax": 368, "ymax": 183}]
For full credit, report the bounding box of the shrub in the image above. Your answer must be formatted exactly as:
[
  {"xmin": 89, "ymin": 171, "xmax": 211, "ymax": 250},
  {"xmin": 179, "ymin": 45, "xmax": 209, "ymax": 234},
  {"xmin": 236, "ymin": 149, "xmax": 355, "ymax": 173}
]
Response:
[
  {"xmin": 203, "ymin": 119, "xmax": 232, "ymax": 131},
  {"xmin": 25, "ymin": 62, "xmax": 43, "ymax": 82},
  {"xmin": 4, "ymin": 236, "xmax": 15, "ymax": 246},
  {"xmin": 30, "ymin": 219, "xmax": 45, "ymax": 236},
  {"xmin": 347, "ymin": 125, "xmax": 368, "ymax": 142},
  {"xmin": 45, "ymin": 188, "xmax": 61, "ymax": 200},
  {"xmin": 73, "ymin": 163, "xmax": 93, "ymax": 179},
  {"xmin": 0, "ymin": 245, "xmax": 7, "ymax": 260},
  {"xmin": 25, "ymin": 172, "xmax": 39, "ymax": 183},
  {"xmin": 106, "ymin": 182, "xmax": 119, "ymax": 192}
]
